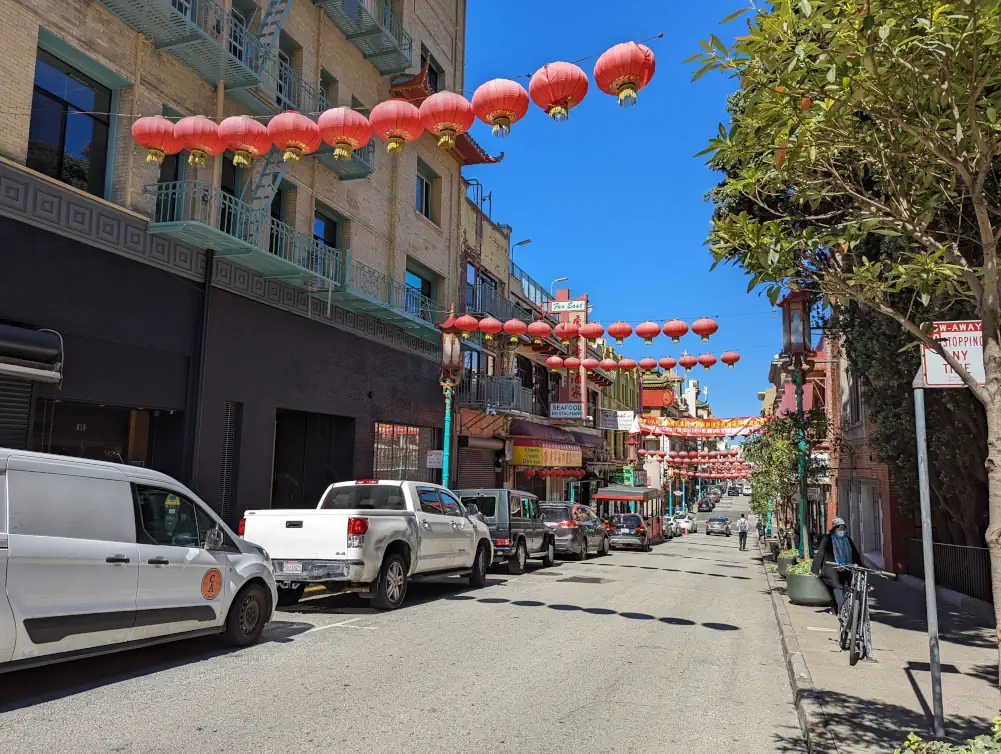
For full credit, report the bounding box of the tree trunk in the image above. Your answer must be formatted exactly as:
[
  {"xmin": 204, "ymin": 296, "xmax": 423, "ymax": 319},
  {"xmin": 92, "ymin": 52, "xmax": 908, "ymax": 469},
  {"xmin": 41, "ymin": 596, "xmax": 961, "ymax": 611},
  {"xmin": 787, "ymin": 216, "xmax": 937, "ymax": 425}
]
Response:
[{"xmin": 980, "ymin": 340, "xmax": 1001, "ymax": 693}]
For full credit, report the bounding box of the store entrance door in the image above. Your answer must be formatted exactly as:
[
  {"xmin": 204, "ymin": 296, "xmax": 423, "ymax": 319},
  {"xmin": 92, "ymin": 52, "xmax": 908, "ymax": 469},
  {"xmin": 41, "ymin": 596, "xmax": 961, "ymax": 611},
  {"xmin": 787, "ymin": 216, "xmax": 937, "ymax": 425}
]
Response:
[{"xmin": 271, "ymin": 409, "xmax": 355, "ymax": 509}]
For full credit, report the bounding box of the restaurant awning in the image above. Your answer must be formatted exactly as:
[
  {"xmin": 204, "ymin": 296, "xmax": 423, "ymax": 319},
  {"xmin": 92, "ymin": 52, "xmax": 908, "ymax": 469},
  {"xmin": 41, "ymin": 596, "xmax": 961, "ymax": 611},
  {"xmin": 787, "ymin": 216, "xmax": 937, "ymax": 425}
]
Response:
[
  {"xmin": 511, "ymin": 437, "xmax": 582, "ymax": 468},
  {"xmin": 593, "ymin": 485, "xmax": 661, "ymax": 502},
  {"xmin": 509, "ymin": 419, "xmax": 575, "ymax": 443},
  {"xmin": 571, "ymin": 430, "xmax": 603, "ymax": 447}
]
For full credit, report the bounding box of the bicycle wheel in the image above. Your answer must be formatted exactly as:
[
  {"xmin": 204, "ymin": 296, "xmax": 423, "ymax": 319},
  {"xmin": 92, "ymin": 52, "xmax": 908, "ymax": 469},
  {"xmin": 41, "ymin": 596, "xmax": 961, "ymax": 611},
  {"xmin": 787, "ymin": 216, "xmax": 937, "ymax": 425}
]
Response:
[
  {"xmin": 849, "ymin": 594, "xmax": 863, "ymax": 666},
  {"xmin": 838, "ymin": 594, "xmax": 854, "ymax": 651}
]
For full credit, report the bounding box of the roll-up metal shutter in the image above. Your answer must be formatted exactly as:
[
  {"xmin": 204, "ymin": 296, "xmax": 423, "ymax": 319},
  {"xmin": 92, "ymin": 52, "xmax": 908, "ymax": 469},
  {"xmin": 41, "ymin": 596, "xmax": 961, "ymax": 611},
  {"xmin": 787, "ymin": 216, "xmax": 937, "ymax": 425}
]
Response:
[
  {"xmin": 456, "ymin": 446, "xmax": 497, "ymax": 489},
  {"xmin": 0, "ymin": 376, "xmax": 33, "ymax": 449}
]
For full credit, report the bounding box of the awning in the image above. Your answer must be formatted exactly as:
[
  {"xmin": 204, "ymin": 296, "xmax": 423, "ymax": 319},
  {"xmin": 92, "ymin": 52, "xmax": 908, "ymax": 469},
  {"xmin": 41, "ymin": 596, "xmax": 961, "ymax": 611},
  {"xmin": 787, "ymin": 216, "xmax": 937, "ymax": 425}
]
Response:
[
  {"xmin": 0, "ymin": 325, "xmax": 63, "ymax": 384},
  {"xmin": 509, "ymin": 419, "xmax": 575, "ymax": 443},
  {"xmin": 571, "ymin": 430, "xmax": 604, "ymax": 447},
  {"xmin": 593, "ymin": 485, "xmax": 661, "ymax": 502},
  {"xmin": 511, "ymin": 437, "xmax": 582, "ymax": 468}
]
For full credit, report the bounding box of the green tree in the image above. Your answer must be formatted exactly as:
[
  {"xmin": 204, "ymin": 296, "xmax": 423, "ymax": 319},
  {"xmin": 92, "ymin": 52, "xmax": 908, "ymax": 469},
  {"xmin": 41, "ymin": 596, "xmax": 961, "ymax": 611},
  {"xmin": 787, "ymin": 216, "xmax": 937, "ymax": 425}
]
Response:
[{"xmin": 692, "ymin": 0, "xmax": 1001, "ymax": 673}]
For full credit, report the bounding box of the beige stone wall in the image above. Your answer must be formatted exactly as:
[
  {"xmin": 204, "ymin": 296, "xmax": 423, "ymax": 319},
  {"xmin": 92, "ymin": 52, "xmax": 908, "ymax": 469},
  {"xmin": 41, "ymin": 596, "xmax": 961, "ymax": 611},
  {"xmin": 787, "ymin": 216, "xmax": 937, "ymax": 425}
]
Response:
[
  {"xmin": 2, "ymin": 0, "xmax": 466, "ymax": 314},
  {"xmin": 458, "ymin": 196, "xmax": 511, "ymax": 287}
]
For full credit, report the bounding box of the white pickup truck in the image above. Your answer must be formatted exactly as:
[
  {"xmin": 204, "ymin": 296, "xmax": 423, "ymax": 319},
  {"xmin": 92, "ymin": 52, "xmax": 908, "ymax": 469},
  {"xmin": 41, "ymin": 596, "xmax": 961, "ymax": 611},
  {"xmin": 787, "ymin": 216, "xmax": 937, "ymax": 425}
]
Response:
[{"xmin": 241, "ymin": 480, "xmax": 493, "ymax": 610}]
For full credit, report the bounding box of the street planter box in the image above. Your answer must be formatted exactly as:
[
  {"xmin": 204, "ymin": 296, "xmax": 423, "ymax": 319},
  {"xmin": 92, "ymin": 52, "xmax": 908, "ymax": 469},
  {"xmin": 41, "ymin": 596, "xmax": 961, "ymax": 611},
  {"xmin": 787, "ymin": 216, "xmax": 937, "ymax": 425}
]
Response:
[
  {"xmin": 787, "ymin": 573, "xmax": 833, "ymax": 606},
  {"xmin": 767, "ymin": 538, "xmax": 781, "ymax": 558},
  {"xmin": 776, "ymin": 553, "xmax": 797, "ymax": 579}
]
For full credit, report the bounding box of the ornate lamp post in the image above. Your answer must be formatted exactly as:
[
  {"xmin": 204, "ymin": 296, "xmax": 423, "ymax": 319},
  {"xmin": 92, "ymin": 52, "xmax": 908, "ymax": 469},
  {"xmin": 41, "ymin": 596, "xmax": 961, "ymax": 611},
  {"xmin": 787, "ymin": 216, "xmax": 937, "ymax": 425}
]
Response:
[
  {"xmin": 779, "ymin": 291, "xmax": 816, "ymax": 557},
  {"xmin": 439, "ymin": 305, "xmax": 464, "ymax": 488}
]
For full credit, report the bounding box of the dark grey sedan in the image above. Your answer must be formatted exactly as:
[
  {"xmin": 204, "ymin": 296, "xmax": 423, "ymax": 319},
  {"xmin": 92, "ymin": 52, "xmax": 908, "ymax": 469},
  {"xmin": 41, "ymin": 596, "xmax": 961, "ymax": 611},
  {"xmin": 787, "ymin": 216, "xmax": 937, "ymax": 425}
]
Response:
[{"xmin": 706, "ymin": 517, "xmax": 731, "ymax": 537}]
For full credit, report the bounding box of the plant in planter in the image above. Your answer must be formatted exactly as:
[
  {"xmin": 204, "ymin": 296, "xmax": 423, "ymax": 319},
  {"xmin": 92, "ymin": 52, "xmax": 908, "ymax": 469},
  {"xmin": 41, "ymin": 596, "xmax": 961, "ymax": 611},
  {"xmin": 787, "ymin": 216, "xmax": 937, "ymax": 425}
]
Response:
[
  {"xmin": 895, "ymin": 717, "xmax": 1001, "ymax": 752},
  {"xmin": 776, "ymin": 549, "xmax": 798, "ymax": 578},
  {"xmin": 786, "ymin": 560, "xmax": 832, "ymax": 606}
]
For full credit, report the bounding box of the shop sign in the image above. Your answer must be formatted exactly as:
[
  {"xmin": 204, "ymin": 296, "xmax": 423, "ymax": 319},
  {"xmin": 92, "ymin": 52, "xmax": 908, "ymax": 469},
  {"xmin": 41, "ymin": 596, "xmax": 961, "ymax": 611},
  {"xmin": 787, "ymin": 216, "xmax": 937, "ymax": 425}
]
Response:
[
  {"xmin": 426, "ymin": 450, "xmax": 443, "ymax": 469},
  {"xmin": 632, "ymin": 469, "xmax": 648, "ymax": 487},
  {"xmin": 549, "ymin": 300, "xmax": 587, "ymax": 313},
  {"xmin": 608, "ymin": 466, "xmax": 634, "ymax": 486},
  {"xmin": 921, "ymin": 320, "xmax": 986, "ymax": 388},
  {"xmin": 551, "ymin": 402, "xmax": 585, "ymax": 420},
  {"xmin": 598, "ymin": 409, "xmax": 634, "ymax": 431},
  {"xmin": 512, "ymin": 441, "xmax": 583, "ymax": 468},
  {"xmin": 639, "ymin": 416, "xmax": 769, "ymax": 437}
]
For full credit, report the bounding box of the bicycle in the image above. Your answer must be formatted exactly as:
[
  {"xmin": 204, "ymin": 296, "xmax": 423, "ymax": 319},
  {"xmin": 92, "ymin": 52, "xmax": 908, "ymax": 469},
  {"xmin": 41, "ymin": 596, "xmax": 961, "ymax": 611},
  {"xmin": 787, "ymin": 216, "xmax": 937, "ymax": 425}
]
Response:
[{"xmin": 836, "ymin": 563, "xmax": 894, "ymax": 666}]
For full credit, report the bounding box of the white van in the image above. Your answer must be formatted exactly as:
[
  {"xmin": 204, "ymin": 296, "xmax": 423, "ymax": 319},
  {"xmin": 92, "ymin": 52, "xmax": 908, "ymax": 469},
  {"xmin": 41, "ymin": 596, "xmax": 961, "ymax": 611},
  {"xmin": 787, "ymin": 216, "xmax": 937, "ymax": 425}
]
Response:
[{"xmin": 0, "ymin": 449, "xmax": 276, "ymax": 673}]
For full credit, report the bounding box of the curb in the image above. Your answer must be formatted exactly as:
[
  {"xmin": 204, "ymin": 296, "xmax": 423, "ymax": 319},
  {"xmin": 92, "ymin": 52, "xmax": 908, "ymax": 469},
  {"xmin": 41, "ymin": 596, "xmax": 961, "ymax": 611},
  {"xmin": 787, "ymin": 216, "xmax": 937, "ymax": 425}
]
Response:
[
  {"xmin": 897, "ymin": 573, "xmax": 995, "ymax": 624},
  {"xmin": 759, "ymin": 543, "xmax": 839, "ymax": 753}
]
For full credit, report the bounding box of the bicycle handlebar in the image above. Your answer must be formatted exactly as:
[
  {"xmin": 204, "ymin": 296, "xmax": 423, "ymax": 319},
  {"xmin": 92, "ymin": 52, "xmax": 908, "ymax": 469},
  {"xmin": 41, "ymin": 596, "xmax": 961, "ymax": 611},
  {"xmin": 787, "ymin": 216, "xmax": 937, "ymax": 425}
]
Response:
[{"xmin": 836, "ymin": 563, "xmax": 895, "ymax": 579}]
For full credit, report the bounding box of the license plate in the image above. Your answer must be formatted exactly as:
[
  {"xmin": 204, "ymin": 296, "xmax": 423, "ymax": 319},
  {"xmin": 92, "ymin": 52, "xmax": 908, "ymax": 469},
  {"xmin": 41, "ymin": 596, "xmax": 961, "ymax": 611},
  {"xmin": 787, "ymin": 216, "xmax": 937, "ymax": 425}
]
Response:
[
  {"xmin": 282, "ymin": 561, "xmax": 303, "ymax": 574},
  {"xmin": 618, "ymin": 528, "xmax": 629, "ymax": 534}
]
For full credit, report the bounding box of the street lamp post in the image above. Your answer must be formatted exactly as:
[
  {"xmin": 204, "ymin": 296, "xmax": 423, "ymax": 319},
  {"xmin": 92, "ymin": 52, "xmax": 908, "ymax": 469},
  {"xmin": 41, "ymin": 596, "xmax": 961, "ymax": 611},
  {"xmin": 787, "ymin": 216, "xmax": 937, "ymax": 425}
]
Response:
[
  {"xmin": 438, "ymin": 304, "xmax": 463, "ymax": 488},
  {"xmin": 779, "ymin": 290, "xmax": 815, "ymax": 558},
  {"xmin": 511, "ymin": 238, "xmax": 532, "ymax": 264}
]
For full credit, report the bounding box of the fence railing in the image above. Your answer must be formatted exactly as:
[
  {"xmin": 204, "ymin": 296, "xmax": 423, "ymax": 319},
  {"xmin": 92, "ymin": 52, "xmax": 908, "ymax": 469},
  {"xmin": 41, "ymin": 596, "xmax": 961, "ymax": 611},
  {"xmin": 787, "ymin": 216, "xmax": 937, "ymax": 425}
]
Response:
[
  {"xmin": 458, "ymin": 375, "xmax": 533, "ymax": 414},
  {"xmin": 907, "ymin": 538, "xmax": 992, "ymax": 603},
  {"xmin": 342, "ymin": 255, "xmax": 435, "ymax": 325},
  {"xmin": 260, "ymin": 52, "xmax": 328, "ymax": 115},
  {"xmin": 464, "ymin": 282, "xmax": 523, "ymax": 323}
]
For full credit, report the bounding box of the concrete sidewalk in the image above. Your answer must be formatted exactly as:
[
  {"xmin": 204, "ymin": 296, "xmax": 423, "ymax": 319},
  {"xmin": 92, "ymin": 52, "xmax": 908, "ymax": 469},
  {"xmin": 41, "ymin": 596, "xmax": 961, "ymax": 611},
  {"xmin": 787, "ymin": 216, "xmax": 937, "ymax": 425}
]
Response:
[{"xmin": 764, "ymin": 555, "xmax": 997, "ymax": 752}]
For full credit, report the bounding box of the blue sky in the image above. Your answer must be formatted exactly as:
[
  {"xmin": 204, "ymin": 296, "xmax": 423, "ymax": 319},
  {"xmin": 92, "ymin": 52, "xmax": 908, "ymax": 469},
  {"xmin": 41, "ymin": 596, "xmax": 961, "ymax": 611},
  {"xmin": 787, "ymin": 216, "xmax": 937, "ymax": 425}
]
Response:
[{"xmin": 462, "ymin": 0, "xmax": 780, "ymax": 418}]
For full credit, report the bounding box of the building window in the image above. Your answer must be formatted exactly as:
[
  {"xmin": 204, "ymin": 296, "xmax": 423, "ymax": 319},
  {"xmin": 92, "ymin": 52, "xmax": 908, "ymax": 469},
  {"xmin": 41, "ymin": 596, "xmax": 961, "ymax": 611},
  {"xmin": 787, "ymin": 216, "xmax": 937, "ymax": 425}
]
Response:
[
  {"xmin": 463, "ymin": 350, "xmax": 495, "ymax": 376},
  {"xmin": 847, "ymin": 371, "xmax": 864, "ymax": 426},
  {"xmin": 405, "ymin": 269, "xmax": 434, "ymax": 321},
  {"xmin": 373, "ymin": 422, "xmax": 441, "ymax": 483},
  {"xmin": 416, "ymin": 160, "xmax": 439, "ymax": 223},
  {"xmin": 313, "ymin": 211, "xmax": 340, "ymax": 249},
  {"xmin": 320, "ymin": 69, "xmax": 338, "ymax": 109},
  {"xmin": 27, "ymin": 49, "xmax": 111, "ymax": 198},
  {"xmin": 420, "ymin": 47, "xmax": 443, "ymax": 93}
]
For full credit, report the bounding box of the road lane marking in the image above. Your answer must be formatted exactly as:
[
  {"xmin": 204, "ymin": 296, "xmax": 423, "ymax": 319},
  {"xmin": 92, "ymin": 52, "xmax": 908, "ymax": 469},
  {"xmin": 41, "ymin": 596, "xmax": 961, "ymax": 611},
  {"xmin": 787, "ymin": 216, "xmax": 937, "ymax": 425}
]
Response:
[
  {"xmin": 806, "ymin": 626, "xmax": 837, "ymax": 632},
  {"xmin": 306, "ymin": 617, "xmax": 378, "ymax": 633}
]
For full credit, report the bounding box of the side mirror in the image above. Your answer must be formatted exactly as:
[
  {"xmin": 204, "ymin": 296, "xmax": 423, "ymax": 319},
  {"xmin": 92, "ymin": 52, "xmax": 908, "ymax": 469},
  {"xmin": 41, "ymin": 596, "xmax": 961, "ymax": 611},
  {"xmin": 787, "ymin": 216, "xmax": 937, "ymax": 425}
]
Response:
[{"xmin": 204, "ymin": 527, "xmax": 225, "ymax": 551}]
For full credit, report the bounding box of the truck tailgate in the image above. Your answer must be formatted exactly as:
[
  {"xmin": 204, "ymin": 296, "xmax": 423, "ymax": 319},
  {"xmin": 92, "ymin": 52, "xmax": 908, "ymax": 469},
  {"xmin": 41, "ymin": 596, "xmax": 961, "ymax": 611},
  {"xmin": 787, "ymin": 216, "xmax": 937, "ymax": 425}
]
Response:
[{"xmin": 242, "ymin": 510, "xmax": 350, "ymax": 560}]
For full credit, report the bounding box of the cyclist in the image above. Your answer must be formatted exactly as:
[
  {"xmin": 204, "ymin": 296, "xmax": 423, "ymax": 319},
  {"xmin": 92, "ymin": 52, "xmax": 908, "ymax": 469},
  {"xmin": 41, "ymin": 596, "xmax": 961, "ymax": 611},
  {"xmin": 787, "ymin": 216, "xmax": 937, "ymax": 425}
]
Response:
[
  {"xmin": 736, "ymin": 514, "xmax": 749, "ymax": 550},
  {"xmin": 810, "ymin": 517, "xmax": 862, "ymax": 615}
]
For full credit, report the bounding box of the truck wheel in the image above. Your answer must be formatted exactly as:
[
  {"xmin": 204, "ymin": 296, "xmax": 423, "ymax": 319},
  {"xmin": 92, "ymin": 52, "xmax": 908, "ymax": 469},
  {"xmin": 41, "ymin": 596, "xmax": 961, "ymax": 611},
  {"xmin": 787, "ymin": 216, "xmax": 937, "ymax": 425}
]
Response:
[
  {"xmin": 276, "ymin": 584, "xmax": 305, "ymax": 607},
  {"xmin": 222, "ymin": 582, "xmax": 270, "ymax": 647},
  {"xmin": 373, "ymin": 552, "xmax": 408, "ymax": 610},
  {"xmin": 541, "ymin": 537, "xmax": 555, "ymax": 567},
  {"xmin": 469, "ymin": 543, "xmax": 489, "ymax": 588},
  {"xmin": 508, "ymin": 540, "xmax": 528, "ymax": 575}
]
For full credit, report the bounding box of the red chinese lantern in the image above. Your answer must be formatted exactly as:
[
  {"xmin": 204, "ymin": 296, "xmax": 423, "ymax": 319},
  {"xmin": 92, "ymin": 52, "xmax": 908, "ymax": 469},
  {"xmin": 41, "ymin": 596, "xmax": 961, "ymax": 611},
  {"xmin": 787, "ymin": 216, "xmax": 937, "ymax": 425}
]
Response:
[
  {"xmin": 582, "ymin": 357, "xmax": 600, "ymax": 371},
  {"xmin": 663, "ymin": 319, "xmax": 688, "ymax": 343},
  {"xmin": 670, "ymin": 451, "xmax": 679, "ymax": 458},
  {"xmin": 580, "ymin": 322, "xmax": 604, "ymax": 343},
  {"xmin": 527, "ymin": 321, "xmax": 551, "ymax": 343},
  {"xmin": 471, "ymin": 79, "xmax": 530, "ymax": 137},
  {"xmin": 599, "ymin": 358, "xmax": 618, "ymax": 371},
  {"xmin": 698, "ymin": 353, "xmax": 717, "ymax": 370},
  {"xmin": 503, "ymin": 319, "xmax": 527, "ymax": 344},
  {"xmin": 721, "ymin": 351, "xmax": 741, "ymax": 368},
  {"xmin": 419, "ymin": 91, "xmax": 475, "ymax": 149},
  {"xmin": 639, "ymin": 449, "xmax": 648, "ymax": 457},
  {"xmin": 608, "ymin": 321, "xmax": 633, "ymax": 344},
  {"xmin": 679, "ymin": 354, "xmax": 698, "ymax": 372},
  {"xmin": 546, "ymin": 355, "xmax": 565, "ymax": 372},
  {"xmin": 174, "ymin": 115, "xmax": 224, "ymax": 168},
  {"xmin": 455, "ymin": 314, "xmax": 479, "ymax": 338},
  {"xmin": 639, "ymin": 357, "xmax": 657, "ymax": 371},
  {"xmin": 131, "ymin": 115, "xmax": 181, "ymax": 165},
  {"xmin": 369, "ymin": 99, "xmax": 423, "ymax": 154},
  {"xmin": 317, "ymin": 106, "xmax": 371, "ymax": 161},
  {"xmin": 618, "ymin": 358, "xmax": 637, "ymax": 371},
  {"xmin": 594, "ymin": 41, "xmax": 656, "ymax": 108},
  {"xmin": 692, "ymin": 317, "xmax": 719, "ymax": 342},
  {"xmin": 219, "ymin": 115, "xmax": 271, "ymax": 168},
  {"xmin": 659, "ymin": 356, "xmax": 677, "ymax": 371},
  {"xmin": 479, "ymin": 316, "xmax": 502, "ymax": 341},
  {"xmin": 635, "ymin": 321, "xmax": 660, "ymax": 345},
  {"xmin": 524, "ymin": 467, "xmax": 537, "ymax": 478},
  {"xmin": 529, "ymin": 61, "xmax": 589, "ymax": 122},
  {"xmin": 268, "ymin": 111, "xmax": 320, "ymax": 162},
  {"xmin": 554, "ymin": 322, "xmax": 579, "ymax": 344},
  {"xmin": 564, "ymin": 356, "xmax": 582, "ymax": 370},
  {"xmin": 539, "ymin": 469, "xmax": 549, "ymax": 479}
]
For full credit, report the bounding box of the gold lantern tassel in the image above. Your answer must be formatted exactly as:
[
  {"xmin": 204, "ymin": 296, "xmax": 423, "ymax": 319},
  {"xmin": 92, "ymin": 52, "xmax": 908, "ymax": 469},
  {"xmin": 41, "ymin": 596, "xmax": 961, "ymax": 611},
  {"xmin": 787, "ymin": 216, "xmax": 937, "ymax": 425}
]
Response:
[
  {"xmin": 333, "ymin": 142, "xmax": 354, "ymax": 161},
  {"xmin": 387, "ymin": 136, "xmax": 405, "ymax": 154},
  {"xmin": 282, "ymin": 146, "xmax": 303, "ymax": 162},
  {"xmin": 491, "ymin": 116, "xmax": 511, "ymax": 138},
  {"xmin": 548, "ymin": 105, "xmax": 569, "ymax": 122},
  {"xmin": 146, "ymin": 148, "xmax": 165, "ymax": 165},
  {"xmin": 187, "ymin": 149, "xmax": 207, "ymax": 168},
  {"xmin": 437, "ymin": 129, "xmax": 457, "ymax": 149},
  {"xmin": 232, "ymin": 150, "xmax": 253, "ymax": 168}
]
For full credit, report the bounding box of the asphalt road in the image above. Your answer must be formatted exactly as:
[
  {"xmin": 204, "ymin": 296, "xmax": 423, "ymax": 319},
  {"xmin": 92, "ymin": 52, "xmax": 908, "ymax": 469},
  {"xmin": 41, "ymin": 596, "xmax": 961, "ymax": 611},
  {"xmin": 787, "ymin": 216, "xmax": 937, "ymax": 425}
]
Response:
[{"xmin": 0, "ymin": 495, "xmax": 801, "ymax": 754}]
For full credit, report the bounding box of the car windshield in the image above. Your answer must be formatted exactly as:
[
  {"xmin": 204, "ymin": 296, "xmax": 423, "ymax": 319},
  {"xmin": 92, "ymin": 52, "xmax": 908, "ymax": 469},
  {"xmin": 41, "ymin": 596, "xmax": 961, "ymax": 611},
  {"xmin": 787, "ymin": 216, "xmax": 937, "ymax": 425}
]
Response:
[
  {"xmin": 459, "ymin": 495, "xmax": 496, "ymax": 517},
  {"xmin": 612, "ymin": 514, "xmax": 643, "ymax": 527},
  {"xmin": 319, "ymin": 484, "xmax": 406, "ymax": 510},
  {"xmin": 710, "ymin": 517, "xmax": 727, "ymax": 523},
  {"xmin": 541, "ymin": 506, "xmax": 571, "ymax": 522}
]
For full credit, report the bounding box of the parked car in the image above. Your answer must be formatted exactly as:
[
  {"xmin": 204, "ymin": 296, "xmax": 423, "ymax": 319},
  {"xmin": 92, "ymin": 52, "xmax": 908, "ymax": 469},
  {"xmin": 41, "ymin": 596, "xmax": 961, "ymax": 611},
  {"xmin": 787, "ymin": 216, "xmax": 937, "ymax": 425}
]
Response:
[
  {"xmin": 727, "ymin": 486, "xmax": 740, "ymax": 496},
  {"xmin": 673, "ymin": 512, "xmax": 698, "ymax": 533},
  {"xmin": 742, "ymin": 484, "xmax": 752, "ymax": 495},
  {"xmin": 668, "ymin": 517, "xmax": 683, "ymax": 537},
  {"xmin": 242, "ymin": 481, "xmax": 493, "ymax": 611},
  {"xmin": 540, "ymin": 503, "xmax": 609, "ymax": 559},
  {"xmin": 608, "ymin": 513, "xmax": 651, "ymax": 551},
  {"xmin": 706, "ymin": 517, "xmax": 731, "ymax": 537},
  {"xmin": 0, "ymin": 449, "xmax": 276, "ymax": 674},
  {"xmin": 455, "ymin": 489, "xmax": 554, "ymax": 573},
  {"xmin": 698, "ymin": 501, "xmax": 713, "ymax": 513},
  {"xmin": 708, "ymin": 491, "xmax": 722, "ymax": 505}
]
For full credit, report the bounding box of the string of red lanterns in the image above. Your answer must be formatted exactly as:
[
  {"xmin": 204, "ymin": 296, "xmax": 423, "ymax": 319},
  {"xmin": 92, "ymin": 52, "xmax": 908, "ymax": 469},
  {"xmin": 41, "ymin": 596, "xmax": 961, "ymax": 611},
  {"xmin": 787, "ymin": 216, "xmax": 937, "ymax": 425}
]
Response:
[
  {"xmin": 132, "ymin": 41, "xmax": 656, "ymax": 164},
  {"xmin": 522, "ymin": 468, "xmax": 586, "ymax": 479}
]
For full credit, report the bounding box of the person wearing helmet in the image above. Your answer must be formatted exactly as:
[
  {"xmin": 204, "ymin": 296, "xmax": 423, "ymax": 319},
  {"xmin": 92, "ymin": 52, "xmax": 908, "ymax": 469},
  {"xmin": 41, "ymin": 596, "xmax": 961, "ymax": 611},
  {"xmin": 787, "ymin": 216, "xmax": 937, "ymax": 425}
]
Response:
[{"xmin": 811, "ymin": 517, "xmax": 862, "ymax": 615}]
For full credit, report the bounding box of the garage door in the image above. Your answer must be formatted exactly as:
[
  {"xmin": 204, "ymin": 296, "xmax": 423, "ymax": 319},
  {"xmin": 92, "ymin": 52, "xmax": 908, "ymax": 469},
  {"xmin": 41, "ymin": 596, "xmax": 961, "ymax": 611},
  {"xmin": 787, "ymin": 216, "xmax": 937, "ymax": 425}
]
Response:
[
  {"xmin": 456, "ymin": 447, "xmax": 496, "ymax": 489},
  {"xmin": 0, "ymin": 376, "xmax": 32, "ymax": 450}
]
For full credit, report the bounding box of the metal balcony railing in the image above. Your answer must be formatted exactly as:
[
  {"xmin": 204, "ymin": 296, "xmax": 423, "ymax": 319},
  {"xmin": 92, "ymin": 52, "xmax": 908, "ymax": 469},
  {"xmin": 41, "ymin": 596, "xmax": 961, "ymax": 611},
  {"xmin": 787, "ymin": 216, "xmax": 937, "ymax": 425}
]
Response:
[
  {"xmin": 510, "ymin": 260, "xmax": 556, "ymax": 317},
  {"xmin": 458, "ymin": 375, "xmax": 533, "ymax": 414},
  {"xmin": 315, "ymin": 139, "xmax": 376, "ymax": 181},
  {"xmin": 464, "ymin": 282, "xmax": 524, "ymax": 323},
  {"xmin": 262, "ymin": 54, "xmax": 329, "ymax": 115},
  {"xmin": 314, "ymin": 0, "xmax": 412, "ymax": 74},
  {"xmin": 341, "ymin": 255, "xmax": 435, "ymax": 326},
  {"xmin": 907, "ymin": 538, "xmax": 992, "ymax": 603}
]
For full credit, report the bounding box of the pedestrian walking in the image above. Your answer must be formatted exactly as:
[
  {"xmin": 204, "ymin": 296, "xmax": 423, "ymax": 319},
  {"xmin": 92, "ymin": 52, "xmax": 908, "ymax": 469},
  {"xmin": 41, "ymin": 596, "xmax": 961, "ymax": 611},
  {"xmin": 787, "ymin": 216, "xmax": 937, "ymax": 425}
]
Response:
[
  {"xmin": 737, "ymin": 514, "xmax": 749, "ymax": 551},
  {"xmin": 810, "ymin": 517, "xmax": 863, "ymax": 616},
  {"xmin": 756, "ymin": 517, "xmax": 766, "ymax": 544}
]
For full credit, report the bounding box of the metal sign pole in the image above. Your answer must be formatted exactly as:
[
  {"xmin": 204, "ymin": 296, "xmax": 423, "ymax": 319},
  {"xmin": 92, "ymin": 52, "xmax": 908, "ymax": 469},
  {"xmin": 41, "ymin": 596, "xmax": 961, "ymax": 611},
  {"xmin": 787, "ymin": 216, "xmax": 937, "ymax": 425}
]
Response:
[{"xmin": 912, "ymin": 370, "xmax": 945, "ymax": 737}]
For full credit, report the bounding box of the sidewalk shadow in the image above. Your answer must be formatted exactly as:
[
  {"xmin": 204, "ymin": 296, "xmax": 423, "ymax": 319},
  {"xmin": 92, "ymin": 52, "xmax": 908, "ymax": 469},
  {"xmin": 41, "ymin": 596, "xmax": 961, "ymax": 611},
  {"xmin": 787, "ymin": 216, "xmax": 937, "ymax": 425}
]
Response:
[
  {"xmin": 866, "ymin": 579, "xmax": 995, "ymax": 650},
  {"xmin": 768, "ymin": 689, "xmax": 993, "ymax": 752}
]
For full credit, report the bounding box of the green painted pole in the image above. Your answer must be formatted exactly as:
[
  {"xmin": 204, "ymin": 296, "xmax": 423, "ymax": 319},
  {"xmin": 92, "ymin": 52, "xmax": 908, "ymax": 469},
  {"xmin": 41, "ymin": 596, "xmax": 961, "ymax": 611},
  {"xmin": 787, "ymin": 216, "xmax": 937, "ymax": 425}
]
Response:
[
  {"xmin": 669, "ymin": 483, "xmax": 674, "ymax": 516},
  {"xmin": 442, "ymin": 385, "xmax": 453, "ymax": 488},
  {"xmin": 795, "ymin": 371, "xmax": 809, "ymax": 558}
]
